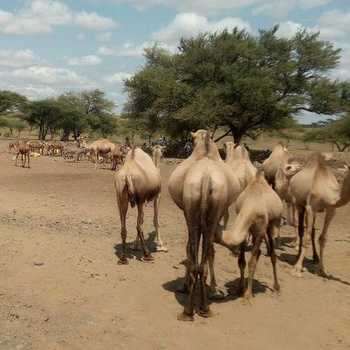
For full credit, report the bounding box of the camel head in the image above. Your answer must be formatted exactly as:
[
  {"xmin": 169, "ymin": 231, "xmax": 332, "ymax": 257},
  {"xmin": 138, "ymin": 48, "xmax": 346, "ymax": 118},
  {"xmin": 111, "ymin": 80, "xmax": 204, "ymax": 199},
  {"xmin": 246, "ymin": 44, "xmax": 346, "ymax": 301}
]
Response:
[
  {"xmin": 282, "ymin": 160, "xmax": 302, "ymax": 178},
  {"xmin": 152, "ymin": 145, "xmax": 165, "ymax": 167}
]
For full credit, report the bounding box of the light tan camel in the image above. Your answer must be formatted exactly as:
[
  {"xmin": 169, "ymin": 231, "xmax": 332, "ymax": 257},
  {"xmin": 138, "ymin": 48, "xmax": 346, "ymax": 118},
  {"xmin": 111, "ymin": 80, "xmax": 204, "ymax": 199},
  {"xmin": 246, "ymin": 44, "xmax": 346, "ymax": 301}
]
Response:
[
  {"xmin": 289, "ymin": 153, "xmax": 350, "ymax": 277},
  {"xmin": 275, "ymin": 158, "xmax": 303, "ymax": 246},
  {"xmin": 168, "ymin": 130, "xmax": 240, "ymax": 321},
  {"xmin": 89, "ymin": 139, "xmax": 116, "ymax": 169},
  {"xmin": 224, "ymin": 141, "xmax": 256, "ymax": 191},
  {"xmin": 262, "ymin": 142, "xmax": 290, "ymax": 188},
  {"xmin": 223, "ymin": 141, "xmax": 256, "ymax": 227},
  {"xmin": 114, "ymin": 146, "xmax": 165, "ymax": 264},
  {"xmin": 15, "ymin": 141, "xmax": 30, "ymax": 168},
  {"xmin": 217, "ymin": 170, "xmax": 283, "ymax": 301},
  {"xmin": 111, "ymin": 143, "xmax": 124, "ymax": 171},
  {"xmin": 131, "ymin": 145, "xmax": 167, "ymax": 252}
]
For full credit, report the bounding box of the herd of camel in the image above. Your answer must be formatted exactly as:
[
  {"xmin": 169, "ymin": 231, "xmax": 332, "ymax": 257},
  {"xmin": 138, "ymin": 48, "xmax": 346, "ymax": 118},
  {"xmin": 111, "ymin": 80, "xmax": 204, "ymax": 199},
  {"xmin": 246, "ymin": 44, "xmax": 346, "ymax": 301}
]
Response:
[
  {"xmin": 114, "ymin": 129, "xmax": 350, "ymax": 321},
  {"xmin": 10, "ymin": 137, "xmax": 128, "ymax": 170},
  {"xmin": 7, "ymin": 130, "xmax": 350, "ymax": 321}
]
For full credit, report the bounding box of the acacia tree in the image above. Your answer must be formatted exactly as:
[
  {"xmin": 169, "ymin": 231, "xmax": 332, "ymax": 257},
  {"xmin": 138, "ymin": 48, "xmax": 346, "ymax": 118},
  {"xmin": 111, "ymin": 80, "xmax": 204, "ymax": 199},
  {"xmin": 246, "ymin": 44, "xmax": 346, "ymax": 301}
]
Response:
[
  {"xmin": 124, "ymin": 27, "xmax": 347, "ymax": 142},
  {"xmin": 0, "ymin": 90, "xmax": 27, "ymax": 114}
]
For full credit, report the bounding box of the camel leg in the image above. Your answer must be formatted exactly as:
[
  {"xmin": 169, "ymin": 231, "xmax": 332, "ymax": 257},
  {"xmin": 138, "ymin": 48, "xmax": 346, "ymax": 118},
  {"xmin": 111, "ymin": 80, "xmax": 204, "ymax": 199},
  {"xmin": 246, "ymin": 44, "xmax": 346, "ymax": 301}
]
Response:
[
  {"xmin": 153, "ymin": 194, "xmax": 167, "ymax": 252},
  {"xmin": 244, "ymin": 234, "xmax": 263, "ymax": 302},
  {"xmin": 178, "ymin": 227, "xmax": 199, "ymax": 321},
  {"xmin": 223, "ymin": 209, "xmax": 229, "ymax": 229},
  {"xmin": 238, "ymin": 241, "xmax": 246, "ymax": 295},
  {"xmin": 207, "ymin": 243, "xmax": 225, "ymax": 300},
  {"xmin": 136, "ymin": 203, "xmax": 153, "ymax": 261},
  {"xmin": 294, "ymin": 205, "xmax": 313, "ymax": 277},
  {"xmin": 27, "ymin": 153, "xmax": 30, "ymax": 168},
  {"xmin": 198, "ymin": 233, "xmax": 212, "ymax": 318},
  {"xmin": 268, "ymin": 223, "xmax": 280, "ymax": 293},
  {"xmin": 115, "ymin": 180, "xmax": 129, "ymax": 265},
  {"xmin": 15, "ymin": 153, "xmax": 19, "ymax": 167},
  {"xmin": 311, "ymin": 216, "xmax": 319, "ymax": 263},
  {"xmin": 318, "ymin": 207, "xmax": 336, "ymax": 277}
]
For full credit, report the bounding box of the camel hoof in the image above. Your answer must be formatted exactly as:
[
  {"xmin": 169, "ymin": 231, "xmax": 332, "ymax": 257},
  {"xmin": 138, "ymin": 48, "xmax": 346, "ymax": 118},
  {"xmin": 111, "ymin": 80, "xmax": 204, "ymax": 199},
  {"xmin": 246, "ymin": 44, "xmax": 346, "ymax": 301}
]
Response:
[
  {"xmin": 273, "ymin": 284, "xmax": 281, "ymax": 294},
  {"xmin": 317, "ymin": 268, "xmax": 328, "ymax": 278},
  {"xmin": 118, "ymin": 257, "xmax": 128, "ymax": 265},
  {"xmin": 141, "ymin": 254, "xmax": 154, "ymax": 262},
  {"xmin": 291, "ymin": 267, "xmax": 302, "ymax": 277},
  {"xmin": 198, "ymin": 308, "xmax": 214, "ymax": 318},
  {"xmin": 208, "ymin": 288, "xmax": 226, "ymax": 300},
  {"xmin": 242, "ymin": 294, "xmax": 253, "ymax": 306},
  {"xmin": 156, "ymin": 245, "xmax": 168, "ymax": 252},
  {"xmin": 177, "ymin": 312, "xmax": 194, "ymax": 322}
]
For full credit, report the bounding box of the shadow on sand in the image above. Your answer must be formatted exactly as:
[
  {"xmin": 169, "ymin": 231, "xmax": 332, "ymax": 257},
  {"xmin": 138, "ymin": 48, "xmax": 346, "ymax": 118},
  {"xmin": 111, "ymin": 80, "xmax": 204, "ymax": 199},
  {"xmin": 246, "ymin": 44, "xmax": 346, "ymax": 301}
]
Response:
[{"xmin": 114, "ymin": 231, "xmax": 160, "ymax": 262}]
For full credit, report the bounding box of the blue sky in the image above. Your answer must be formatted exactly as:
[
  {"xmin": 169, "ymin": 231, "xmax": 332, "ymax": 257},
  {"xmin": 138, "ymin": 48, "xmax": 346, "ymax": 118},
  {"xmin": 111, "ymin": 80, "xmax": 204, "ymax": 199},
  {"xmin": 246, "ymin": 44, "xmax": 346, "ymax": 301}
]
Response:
[{"xmin": 0, "ymin": 0, "xmax": 349, "ymax": 123}]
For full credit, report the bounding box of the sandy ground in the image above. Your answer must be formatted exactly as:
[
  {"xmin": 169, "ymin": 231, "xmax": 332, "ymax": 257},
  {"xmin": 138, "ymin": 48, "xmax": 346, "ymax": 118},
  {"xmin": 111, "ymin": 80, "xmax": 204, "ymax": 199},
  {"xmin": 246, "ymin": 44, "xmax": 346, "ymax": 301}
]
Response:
[{"xmin": 0, "ymin": 140, "xmax": 349, "ymax": 350}]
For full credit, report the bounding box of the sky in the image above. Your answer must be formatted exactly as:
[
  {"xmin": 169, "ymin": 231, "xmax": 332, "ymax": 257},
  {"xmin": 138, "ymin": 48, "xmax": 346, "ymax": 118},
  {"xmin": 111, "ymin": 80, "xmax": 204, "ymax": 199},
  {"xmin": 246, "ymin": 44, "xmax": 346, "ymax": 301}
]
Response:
[{"xmin": 0, "ymin": 0, "xmax": 349, "ymax": 123}]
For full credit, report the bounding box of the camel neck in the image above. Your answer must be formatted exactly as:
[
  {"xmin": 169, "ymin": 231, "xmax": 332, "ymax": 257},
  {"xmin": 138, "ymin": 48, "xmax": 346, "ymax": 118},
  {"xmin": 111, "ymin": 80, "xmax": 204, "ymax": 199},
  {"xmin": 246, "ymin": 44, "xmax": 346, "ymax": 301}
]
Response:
[{"xmin": 337, "ymin": 171, "xmax": 350, "ymax": 207}]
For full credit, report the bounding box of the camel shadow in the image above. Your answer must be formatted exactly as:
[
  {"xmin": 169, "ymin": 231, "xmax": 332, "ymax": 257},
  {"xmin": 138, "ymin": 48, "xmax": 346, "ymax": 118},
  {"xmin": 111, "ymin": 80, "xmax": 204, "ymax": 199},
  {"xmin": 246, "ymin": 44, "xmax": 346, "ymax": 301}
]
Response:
[
  {"xmin": 162, "ymin": 276, "xmax": 269, "ymax": 308},
  {"xmin": 114, "ymin": 231, "xmax": 160, "ymax": 262},
  {"xmin": 279, "ymin": 252, "xmax": 350, "ymax": 287}
]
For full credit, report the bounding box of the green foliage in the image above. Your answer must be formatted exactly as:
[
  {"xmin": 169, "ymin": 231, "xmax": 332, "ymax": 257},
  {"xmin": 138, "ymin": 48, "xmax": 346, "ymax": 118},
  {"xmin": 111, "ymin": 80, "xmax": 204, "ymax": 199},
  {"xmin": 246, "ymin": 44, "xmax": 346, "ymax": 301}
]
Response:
[
  {"xmin": 0, "ymin": 90, "xmax": 27, "ymax": 114},
  {"xmin": 124, "ymin": 27, "xmax": 346, "ymax": 141},
  {"xmin": 303, "ymin": 114, "xmax": 350, "ymax": 151},
  {"xmin": 23, "ymin": 89, "xmax": 117, "ymax": 140}
]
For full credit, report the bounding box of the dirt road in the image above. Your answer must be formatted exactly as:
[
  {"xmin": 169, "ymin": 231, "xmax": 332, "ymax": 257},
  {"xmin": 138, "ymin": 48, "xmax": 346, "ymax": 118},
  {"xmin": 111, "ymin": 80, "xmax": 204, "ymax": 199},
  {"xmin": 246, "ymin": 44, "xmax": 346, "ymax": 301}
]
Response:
[{"xmin": 0, "ymin": 142, "xmax": 349, "ymax": 350}]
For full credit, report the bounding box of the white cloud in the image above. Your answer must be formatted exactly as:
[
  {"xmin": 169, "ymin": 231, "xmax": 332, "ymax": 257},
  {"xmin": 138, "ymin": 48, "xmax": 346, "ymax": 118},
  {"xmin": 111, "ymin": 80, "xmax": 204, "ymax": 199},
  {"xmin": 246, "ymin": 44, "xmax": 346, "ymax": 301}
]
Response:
[
  {"xmin": 12, "ymin": 66, "xmax": 86, "ymax": 85},
  {"xmin": 97, "ymin": 32, "xmax": 113, "ymax": 42},
  {"xmin": 104, "ymin": 72, "xmax": 132, "ymax": 83},
  {"xmin": 0, "ymin": 49, "xmax": 43, "ymax": 68},
  {"xmin": 101, "ymin": 0, "xmax": 331, "ymax": 16},
  {"xmin": 0, "ymin": 0, "xmax": 117, "ymax": 35},
  {"xmin": 66, "ymin": 55, "xmax": 102, "ymax": 66},
  {"xmin": 153, "ymin": 13, "xmax": 252, "ymax": 45},
  {"xmin": 98, "ymin": 41, "xmax": 175, "ymax": 57},
  {"xmin": 276, "ymin": 21, "xmax": 303, "ymax": 39},
  {"xmin": 75, "ymin": 12, "xmax": 117, "ymax": 31}
]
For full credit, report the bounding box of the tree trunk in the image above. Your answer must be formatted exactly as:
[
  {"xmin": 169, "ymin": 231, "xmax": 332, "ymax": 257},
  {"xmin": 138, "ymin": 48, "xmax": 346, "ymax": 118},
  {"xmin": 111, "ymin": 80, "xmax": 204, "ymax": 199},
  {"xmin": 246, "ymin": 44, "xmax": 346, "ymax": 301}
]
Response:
[
  {"xmin": 61, "ymin": 129, "xmax": 70, "ymax": 141},
  {"xmin": 230, "ymin": 125, "xmax": 243, "ymax": 144}
]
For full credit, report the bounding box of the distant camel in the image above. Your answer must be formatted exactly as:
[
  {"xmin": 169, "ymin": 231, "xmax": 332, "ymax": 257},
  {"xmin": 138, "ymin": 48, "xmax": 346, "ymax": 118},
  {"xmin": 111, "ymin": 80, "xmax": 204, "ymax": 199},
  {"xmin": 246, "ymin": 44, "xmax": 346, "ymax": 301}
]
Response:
[
  {"xmin": 89, "ymin": 139, "xmax": 115, "ymax": 169},
  {"xmin": 114, "ymin": 146, "xmax": 165, "ymax": 264},
  {"xmin": 290, "ymin": 153, "xmax": 350, "ymax": 277},
  {"xmin": 15, "ymin": 141, "xmax": 30, "ymax": 168},
  {"xmin": 217, "ymin": 170, "xmax": 283, "ymax": 301},
  {"xmin": 168, "ymin": 130, "xmax": 240, "ymax": 321}
]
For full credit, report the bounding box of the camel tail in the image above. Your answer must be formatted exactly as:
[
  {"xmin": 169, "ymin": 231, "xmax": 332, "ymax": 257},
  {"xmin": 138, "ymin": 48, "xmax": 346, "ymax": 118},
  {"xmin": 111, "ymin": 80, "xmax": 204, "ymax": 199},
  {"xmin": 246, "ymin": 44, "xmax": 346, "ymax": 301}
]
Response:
[
  {"xmin": 200, "ymin": 173, "xmax": 211, "ymax": 236},
  {"xmin": 125, "ymin": 175, "xmax": 137, "ymax": 208}
]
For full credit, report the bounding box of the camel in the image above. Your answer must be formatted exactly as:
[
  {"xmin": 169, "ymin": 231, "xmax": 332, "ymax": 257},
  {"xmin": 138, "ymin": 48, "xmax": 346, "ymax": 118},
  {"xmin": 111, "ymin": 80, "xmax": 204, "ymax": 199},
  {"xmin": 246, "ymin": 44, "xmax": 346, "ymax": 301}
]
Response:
[
  {"xmin": 111, "ymin": 143, "xmax": 124, "ymax": 171},
  {"xmin": 224, "ymin": 141, "xmax": 256, "ymax": 191},
  {"xmin": 223, "ymin": 141, "xmax": 256, "ymax": 227},
  {"xmin": 89, "ymin": 139, "xmax": 115, "ymax": 169},
  {"xmin": 217, "ymin": 170, "xmax": 283, "ymax": 301},
  {"xmin": 8, "ymin": 141, "xmax": 18, "ymax": 153},
  {"xmin": 168, "ymin": 130, "xmax": 240, "ymax": 321},
  {"xmin": 275, "ymin": 158, "xmax": 303, "ymax": 246},
  {"xmin": 289, "ymin": 153, "xmax": 350, "ymax": 277},
  {"xmin": 114, "ymin": 145, "xmax": 166, "ymax": 264},
  {"xmin": 27, "ymin": 140, "xmax": 44, "ymax": 155},
  {"xmin": 15, "ymin": 141, "xmax": 30, "ymax": 168},
  {"xmin": 262, "ymin": 142, "xmax": 290, "ymax": 188},
  {"xmin": 131, "ymin": 145, "xmax": 167, "ymax": 252}
]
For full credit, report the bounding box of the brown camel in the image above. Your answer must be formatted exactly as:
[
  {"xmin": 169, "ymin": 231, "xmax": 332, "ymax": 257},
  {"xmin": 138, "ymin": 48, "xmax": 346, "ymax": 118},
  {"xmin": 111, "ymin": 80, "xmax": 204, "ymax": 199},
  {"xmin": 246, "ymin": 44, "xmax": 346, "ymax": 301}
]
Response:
[
  {"xmin": 262, "ymin": 142, "xmax": 290, "ymax": 188},
  {"xmin": 114, "ymin": 146, "xmax": 165, "ymax": 264},
  {"xmin": 290, "ymin": 153, "xmax": 350, "ymax": 277},
  {"xmin": 168, "ymin": 130, "xmax": 240, "ymax": 321},
  {"xmin": 111, "ymin": 143, "xmax": 124, "ymax": 171},
  {"xmin": 217, "ymin": 170, "xmax": 283, "ymax": 301},
  {"xmin": 15, "ymin": 141, "xmax": 30, "ymax": 168},
  {"xmin": 89, "ymin": 139, "xmax": 115, "ymax": 169},
  {"xmin": 27, "ymin": 140, "xmax": 44, "ymax": 155}
]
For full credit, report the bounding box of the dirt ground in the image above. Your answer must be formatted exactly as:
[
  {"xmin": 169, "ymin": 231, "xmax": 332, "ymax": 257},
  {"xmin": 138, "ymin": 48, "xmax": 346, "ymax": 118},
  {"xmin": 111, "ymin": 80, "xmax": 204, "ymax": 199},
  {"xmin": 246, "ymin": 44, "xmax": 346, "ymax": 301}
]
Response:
[{"xmin": 0, "ymin": 140, "xmax": 349, "ymax": 350}]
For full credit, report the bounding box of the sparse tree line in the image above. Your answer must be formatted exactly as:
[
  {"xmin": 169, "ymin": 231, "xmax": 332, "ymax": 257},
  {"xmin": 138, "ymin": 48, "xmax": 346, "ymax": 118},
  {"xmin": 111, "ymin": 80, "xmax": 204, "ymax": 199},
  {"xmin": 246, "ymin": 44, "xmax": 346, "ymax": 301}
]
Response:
[
  {"xmin": 0, "ymin": 89, "xmax": 118, "ymax": 140},
  {"xmin": 1, "ymin": 26, "xmax": 350, "ymax": 149}
]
